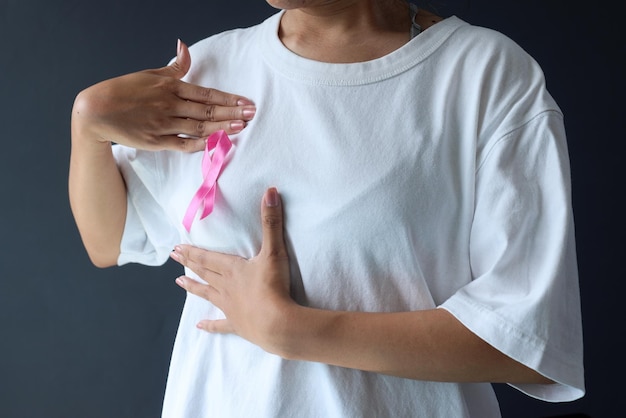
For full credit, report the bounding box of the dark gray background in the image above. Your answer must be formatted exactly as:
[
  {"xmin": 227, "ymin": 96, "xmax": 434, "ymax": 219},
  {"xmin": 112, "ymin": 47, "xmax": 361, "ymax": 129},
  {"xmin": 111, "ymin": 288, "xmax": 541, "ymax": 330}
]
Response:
[{"xmin": 0, "ymin": 1, "xmax": 622, "ymax": 417}]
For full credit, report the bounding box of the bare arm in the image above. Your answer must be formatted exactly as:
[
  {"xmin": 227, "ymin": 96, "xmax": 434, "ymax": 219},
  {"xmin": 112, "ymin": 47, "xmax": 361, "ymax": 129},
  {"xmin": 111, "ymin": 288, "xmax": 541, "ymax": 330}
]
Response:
[
  {"xmin": 171, "ymin": 189, "xmax": 553, "ymax": 385},
  {"xmin": 276, "ymin": 305, "xmax": 551, "ymax": 384},
  {"xmin": 68, "ymin": 121, "xmax": 127, "ymax": 267},
  {"xmin": 69, "ymin": 40, "xmax": 256, "ymax": 267}
]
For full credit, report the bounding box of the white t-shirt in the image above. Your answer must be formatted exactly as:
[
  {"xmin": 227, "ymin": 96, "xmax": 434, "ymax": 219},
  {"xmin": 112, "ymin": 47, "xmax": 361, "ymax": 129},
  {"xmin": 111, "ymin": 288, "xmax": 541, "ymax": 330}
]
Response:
[{"xmin": 113, "ymin": 11, "xmax": 584, "ymax": 418}]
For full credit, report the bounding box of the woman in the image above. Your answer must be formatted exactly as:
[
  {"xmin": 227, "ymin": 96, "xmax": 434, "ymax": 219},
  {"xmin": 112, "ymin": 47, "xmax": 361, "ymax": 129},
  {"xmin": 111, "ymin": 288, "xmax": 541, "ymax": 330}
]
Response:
[{"xmin": 69, "ymin": 1, "xmax": 584, "ymax": 416}]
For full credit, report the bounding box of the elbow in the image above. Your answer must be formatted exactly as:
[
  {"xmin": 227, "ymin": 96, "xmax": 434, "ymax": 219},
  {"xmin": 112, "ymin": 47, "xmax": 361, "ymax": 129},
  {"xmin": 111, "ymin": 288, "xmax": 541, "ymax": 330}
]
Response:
[
  {"xmin": 90, "ymin": 256, "xmax": 118, "ymax": 269},
  {"xmin": 72, "ymin": 85, "xmax": 101, "ymax": 120},
  {"xmin": 83, "ymin": 244, "xmax": 120, "ymax": 269}
]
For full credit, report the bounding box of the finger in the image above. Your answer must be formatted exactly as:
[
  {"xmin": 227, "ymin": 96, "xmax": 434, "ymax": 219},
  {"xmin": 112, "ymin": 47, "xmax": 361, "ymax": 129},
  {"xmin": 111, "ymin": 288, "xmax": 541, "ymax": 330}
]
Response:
[
  {"xmin": 146, "ymin": 39, "xmax": 191, "ymax": 80},
  {"xmin": 170, "ymin": 39, "xmax": 192, "ymax": 79},
  {"xmin": 152, "ymin": 116, "xmax": 246, "ymax": 152},
  {"xmin": 146, "ymin": 39, "xmax": 254, "ymax": 107},
  {"xmin": 174, "ymin": 101, "xmax": 256, "ymax": 124},
  {"xmin": 260, "ymin": 187, "xmax": 288, "ymax": 259},
  {"xmin": 172, "ymin": 245, "xmax": 238, "ymax": 277},
  {"xmin": 170, "ymin": 250, "xmax": 221, "ymax": 280},
  {"xmin": 144, "ymin": 134, "xmax": 207, "ymax": 153},
  {"xmin": 176, "ymin": 83, "xmax": 254, "ymax": 108},
  {"xmin": 169, "ymin": 117, "xmax": 249, "ymax": 139},
  {"xmin": 171, "ymin": 41, "xmax": 251, "ymax": 106},
  {"xmin": 196, "ymin": 319, "xmax": 234, "ymax": 334},
  {"xmin": 175, "ymin": 275, "xmax": 219, "ymax": 301}
]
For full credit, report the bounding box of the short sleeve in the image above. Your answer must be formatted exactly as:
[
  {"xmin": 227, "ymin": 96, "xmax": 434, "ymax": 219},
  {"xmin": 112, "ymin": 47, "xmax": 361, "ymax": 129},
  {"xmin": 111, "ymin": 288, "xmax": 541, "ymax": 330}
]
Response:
[
  {"xmin": 440, "ymin": 112, "xmax": 585, "ymax": 401},
  {"xmin": 112, "ymin": 145, "xmax": 179, "ymax": 267}
]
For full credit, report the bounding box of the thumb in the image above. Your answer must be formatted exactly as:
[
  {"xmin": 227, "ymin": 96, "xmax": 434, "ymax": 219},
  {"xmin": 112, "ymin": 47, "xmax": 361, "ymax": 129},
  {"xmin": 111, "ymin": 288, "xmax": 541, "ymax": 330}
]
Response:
[
  {"xmin": 152, "ymin": 39, "xmax": 191, "ymax": 79},
  {"xmin": 260, "ymin": 187, "xmax": 288, "ymax": 259}
]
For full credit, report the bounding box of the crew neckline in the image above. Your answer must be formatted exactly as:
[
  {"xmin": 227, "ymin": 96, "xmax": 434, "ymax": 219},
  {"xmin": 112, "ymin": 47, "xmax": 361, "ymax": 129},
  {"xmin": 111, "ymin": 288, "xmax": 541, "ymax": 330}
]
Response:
[{"xmin": 260, "ymin": 11, "xmax": 466, "ymax": 86}]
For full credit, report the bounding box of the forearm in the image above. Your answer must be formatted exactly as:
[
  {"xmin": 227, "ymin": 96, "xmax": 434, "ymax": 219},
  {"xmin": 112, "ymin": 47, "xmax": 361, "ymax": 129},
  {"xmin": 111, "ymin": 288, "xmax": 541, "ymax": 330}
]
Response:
[
  {"xmin": 277, "ymin": 305, "xmax": 553, "ymax": 384},
  {"xmin": 69, "ymin": 93, "xmax": 127, "ymax": 267},
  {"xmin": 171, "ymin": 194, "xmax": 555, "ymax": 385}
]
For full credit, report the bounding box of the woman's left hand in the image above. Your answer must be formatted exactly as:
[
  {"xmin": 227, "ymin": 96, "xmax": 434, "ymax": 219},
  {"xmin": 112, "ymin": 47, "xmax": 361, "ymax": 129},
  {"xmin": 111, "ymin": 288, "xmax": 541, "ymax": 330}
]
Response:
[{"xmin": 170, "ymin": 188, "xmax": 294, "ymax": 353}]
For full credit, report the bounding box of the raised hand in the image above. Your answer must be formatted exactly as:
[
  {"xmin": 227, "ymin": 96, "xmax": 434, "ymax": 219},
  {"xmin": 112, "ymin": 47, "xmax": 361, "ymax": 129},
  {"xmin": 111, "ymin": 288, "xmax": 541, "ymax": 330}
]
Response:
[
  {"xmin": 171, "ymin": 188, "xmax": 294, "ymax": 353},
  {"xmin": 72, "ymin": 39, "xmax": 256, "ymax": 153}
]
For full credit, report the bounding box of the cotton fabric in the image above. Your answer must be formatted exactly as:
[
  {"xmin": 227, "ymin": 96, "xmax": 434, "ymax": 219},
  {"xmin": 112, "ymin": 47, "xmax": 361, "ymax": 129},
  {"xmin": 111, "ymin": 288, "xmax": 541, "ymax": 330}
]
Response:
[{"xmin": 113, "ymin": 12, "xmax": 584, "ymax": 417}]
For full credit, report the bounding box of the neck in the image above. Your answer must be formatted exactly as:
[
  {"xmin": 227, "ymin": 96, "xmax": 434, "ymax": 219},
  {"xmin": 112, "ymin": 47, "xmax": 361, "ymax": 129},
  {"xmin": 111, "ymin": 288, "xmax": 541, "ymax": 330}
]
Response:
[{"xmin": 279, "ymin": 0, "xmax": 412, "ymax": 63}]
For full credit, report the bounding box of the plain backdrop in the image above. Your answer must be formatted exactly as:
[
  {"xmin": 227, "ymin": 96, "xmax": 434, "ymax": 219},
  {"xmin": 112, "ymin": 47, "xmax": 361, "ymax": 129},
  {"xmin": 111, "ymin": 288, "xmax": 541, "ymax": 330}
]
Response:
[{"xmin": 0, "ymin": 1, "xmax": 623, "ymax": 417}]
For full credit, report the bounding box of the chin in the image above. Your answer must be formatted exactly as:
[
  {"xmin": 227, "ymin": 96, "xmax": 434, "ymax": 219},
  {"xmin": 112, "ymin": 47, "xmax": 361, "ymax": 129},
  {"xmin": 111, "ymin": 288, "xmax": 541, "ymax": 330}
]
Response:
[{"xmin": 265, "ymin": 0, "xmax": 315, "ymax": 10}]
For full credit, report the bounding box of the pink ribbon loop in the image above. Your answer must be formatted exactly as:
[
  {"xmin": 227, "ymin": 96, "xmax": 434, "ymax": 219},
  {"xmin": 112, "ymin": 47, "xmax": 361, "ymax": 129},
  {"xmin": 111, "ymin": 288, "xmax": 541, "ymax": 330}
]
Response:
[{"xmin": 182, "ymin": 130, "xmax": 233, "ymax": 232}]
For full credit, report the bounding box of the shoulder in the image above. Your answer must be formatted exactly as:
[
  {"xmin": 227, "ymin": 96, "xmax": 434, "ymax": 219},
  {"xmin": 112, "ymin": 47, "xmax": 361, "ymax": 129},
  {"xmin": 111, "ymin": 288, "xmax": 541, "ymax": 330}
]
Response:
[
  {"xmin": 450, "ymin": 19, "xmax": 538, "ymax": 68},
  {"xmin": 187, "ymin": 12, "xmax": 280, "ymax": 57},
  {"xmin": 433, "ymin": 18, "xmax": 547, "ymax": 92}
]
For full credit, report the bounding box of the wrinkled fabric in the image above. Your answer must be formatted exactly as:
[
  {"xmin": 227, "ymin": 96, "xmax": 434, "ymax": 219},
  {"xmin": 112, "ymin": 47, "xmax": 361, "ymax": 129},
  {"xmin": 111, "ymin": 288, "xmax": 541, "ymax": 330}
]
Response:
[{"xmin": 114, "ymin": 12, "xmax": 584, "ymax": 418}]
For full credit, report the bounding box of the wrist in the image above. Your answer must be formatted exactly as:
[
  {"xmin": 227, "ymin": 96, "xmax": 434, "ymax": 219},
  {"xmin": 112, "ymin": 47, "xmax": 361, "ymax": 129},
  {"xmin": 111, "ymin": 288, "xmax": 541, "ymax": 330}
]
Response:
[
  {"xmin": 269, "ymin": 303, "xmax": 336, "ymax": 362},
  {"xmin": 266, "ymin": 303, "xmax": 310, "ymax": 360}
]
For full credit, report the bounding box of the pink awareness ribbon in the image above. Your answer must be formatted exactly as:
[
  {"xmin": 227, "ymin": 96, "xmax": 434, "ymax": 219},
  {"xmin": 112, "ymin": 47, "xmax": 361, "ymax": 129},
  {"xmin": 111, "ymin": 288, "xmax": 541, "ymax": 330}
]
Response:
[{"xmin": 182, "ymin": 130, "xmax": 233, "ymax": 232}]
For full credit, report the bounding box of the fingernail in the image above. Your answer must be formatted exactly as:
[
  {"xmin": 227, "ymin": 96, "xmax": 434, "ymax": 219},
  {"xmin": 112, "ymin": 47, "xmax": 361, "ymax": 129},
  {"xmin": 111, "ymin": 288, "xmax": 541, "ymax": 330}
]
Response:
[
  {"xmin": 177, "ymin": 39, "xmax": 182, "ymax": 56},
  {"xmin": 230, "ymin": 121, "xmax": 245, "ymax": 132},
  {"xmin": 242, "ymin": 107, "xmax": 256, "ymax": 120},
  {"xmin": 265, "ymin": 187, "xmax": 279, "ymax": 207},
  {"xmin": 171, "ymin": 246, "xmax": 182, "ymax": 261},
  {"xmin": 237, "ymin": 99, "xmax": 254, "ymax": 106},
  {"xmin": 175, "ymin": 277, "xmax": 184, "ymax": 287}
]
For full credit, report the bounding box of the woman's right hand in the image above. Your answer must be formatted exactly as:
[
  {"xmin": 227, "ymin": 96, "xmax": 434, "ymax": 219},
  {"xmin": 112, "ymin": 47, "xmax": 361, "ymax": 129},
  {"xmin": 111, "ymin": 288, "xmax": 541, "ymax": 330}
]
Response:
[{"xmin": 71, "ymin": 39, "xmax": 256, "ymax": 153}]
